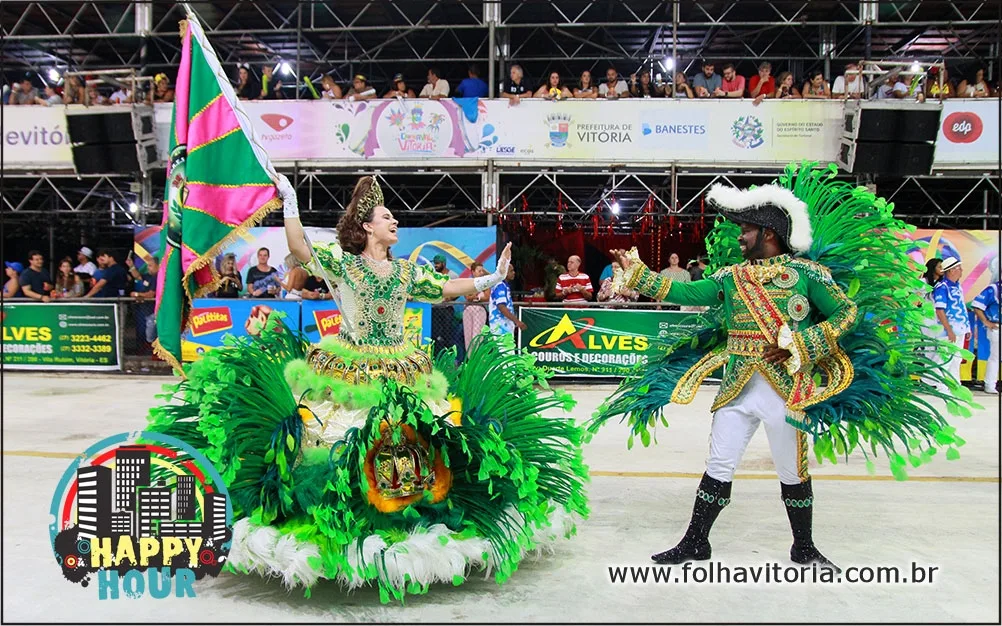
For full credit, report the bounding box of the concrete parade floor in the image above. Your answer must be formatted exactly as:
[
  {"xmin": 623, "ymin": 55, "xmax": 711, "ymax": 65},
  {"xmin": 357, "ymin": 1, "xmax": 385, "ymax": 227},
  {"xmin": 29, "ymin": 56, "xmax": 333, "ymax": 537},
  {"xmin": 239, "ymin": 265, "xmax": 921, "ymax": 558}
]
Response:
[{"xmin": 2, "ymin": 372, "xmax": 999, "ymax": 623}]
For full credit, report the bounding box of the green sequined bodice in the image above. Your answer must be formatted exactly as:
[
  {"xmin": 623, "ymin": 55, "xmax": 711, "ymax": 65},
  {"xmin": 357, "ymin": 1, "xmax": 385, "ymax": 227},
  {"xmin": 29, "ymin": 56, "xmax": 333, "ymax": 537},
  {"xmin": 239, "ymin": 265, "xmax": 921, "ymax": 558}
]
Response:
[{"xmin": 307, "ymin": 241, "xmax": 448, "ymax": 348}]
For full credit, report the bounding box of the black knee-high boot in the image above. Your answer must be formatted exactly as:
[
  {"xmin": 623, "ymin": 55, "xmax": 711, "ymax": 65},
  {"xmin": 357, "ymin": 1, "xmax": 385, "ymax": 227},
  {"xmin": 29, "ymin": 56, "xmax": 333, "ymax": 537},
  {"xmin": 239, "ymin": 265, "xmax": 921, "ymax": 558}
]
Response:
[
  {"xmin": 652, "ymin": 473, "xmax": 731, "ymax": 564},
  {"xmin": 781, "ymin": 479, "xmax": 840, "ymax": 572}
]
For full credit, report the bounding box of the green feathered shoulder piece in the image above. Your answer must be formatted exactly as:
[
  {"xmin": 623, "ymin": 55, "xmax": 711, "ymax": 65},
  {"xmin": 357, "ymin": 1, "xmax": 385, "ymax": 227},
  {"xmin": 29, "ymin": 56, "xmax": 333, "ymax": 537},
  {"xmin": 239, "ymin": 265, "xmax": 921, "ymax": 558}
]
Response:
[{"xmin": 775, "ymin": 161, "xmax": 978, "ymax": 479}]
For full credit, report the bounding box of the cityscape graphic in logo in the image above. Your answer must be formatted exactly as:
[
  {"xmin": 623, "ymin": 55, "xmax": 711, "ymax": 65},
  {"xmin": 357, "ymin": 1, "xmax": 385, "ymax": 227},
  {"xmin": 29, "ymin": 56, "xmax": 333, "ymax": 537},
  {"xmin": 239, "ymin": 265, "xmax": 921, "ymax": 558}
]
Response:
[
  {"xmin": 731, "ymin": 115, "xmax": 765, "ymax": 149},
  {"xmin": 49, "ymin": 431, "xmax": 232, "ymax": 600},
  {"xmin": 545, "ymin": 113, "xmax": 572, "ymax": 148}
]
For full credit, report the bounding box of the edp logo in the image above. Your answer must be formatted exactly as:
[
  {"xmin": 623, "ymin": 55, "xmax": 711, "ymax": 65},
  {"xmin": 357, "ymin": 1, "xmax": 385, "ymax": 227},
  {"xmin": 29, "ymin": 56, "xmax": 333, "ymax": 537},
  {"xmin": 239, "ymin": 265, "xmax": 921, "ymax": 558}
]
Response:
[{"xmin": 942, "ymin": 112, "xmax": 983, "ymax": 144}]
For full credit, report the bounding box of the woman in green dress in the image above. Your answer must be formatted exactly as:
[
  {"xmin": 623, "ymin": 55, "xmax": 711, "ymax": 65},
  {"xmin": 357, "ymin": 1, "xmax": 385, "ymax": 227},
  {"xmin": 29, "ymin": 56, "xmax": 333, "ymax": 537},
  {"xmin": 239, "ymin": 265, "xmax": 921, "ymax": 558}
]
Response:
[{"xmin": 148, "ymin": 175, "xmax": 589, "ymax": 602}]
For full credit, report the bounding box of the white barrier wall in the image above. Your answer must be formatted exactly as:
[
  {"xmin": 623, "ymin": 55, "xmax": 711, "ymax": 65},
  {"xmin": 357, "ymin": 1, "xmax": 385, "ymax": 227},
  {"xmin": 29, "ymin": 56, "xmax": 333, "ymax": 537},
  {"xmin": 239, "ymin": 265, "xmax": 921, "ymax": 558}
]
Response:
[{"xmin": 3, "ymin": 99, "xmax": 998, "ymax": 171}]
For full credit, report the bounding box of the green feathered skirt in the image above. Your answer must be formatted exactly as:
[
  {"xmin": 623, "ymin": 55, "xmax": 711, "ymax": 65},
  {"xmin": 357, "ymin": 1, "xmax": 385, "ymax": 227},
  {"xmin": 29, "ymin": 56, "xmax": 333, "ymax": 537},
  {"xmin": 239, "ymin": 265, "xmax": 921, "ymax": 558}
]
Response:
[{"xmin": 147, "ymin": 314, "xmax": 589, "ymax": 602}]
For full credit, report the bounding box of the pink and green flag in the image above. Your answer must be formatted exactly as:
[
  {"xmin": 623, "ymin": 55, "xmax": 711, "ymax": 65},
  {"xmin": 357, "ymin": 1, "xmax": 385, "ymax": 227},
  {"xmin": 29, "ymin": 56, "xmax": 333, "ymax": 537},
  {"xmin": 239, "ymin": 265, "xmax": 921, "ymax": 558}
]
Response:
[{"xmin": 153, "ymin": 10, "xmax": 283, "ymax": 373}]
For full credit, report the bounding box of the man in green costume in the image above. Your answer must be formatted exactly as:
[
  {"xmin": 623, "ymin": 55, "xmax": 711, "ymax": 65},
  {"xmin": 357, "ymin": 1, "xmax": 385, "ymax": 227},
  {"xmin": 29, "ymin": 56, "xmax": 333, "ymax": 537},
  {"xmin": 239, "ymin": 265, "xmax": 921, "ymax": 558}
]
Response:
[{"xmin": 612, "ymin": 182, "xmax": 855, "ymax": 571}]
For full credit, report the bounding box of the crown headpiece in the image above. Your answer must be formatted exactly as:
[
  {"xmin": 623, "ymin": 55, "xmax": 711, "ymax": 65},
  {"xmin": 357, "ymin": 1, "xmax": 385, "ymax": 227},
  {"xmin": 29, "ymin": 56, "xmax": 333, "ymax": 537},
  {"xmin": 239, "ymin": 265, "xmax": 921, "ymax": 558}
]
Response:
[{"xmin": 355, "ymin": 177, "xmax": 384, "ymax": 223}]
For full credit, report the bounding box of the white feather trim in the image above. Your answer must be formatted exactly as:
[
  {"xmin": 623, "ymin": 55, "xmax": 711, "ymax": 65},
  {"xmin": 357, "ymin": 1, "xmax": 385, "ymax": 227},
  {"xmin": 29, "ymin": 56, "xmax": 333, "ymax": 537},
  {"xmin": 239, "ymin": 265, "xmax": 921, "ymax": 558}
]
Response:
[
  {"xmin": 706, "ymin": 183, "xmax": 813, "ymax": 252},
  {"xmin": 226, "ymin": 505, "xmax": 582, "ymax": 593}
]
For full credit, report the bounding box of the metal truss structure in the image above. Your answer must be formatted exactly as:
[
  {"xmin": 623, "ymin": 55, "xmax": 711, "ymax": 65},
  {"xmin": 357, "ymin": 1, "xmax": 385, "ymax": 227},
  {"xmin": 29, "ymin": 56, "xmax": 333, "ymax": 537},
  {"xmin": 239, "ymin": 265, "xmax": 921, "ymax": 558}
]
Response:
[
  {"xmin": 1, "ymin": 1, "xmax": 999, "ymax": 243},
  {"xmin": 3, "ymin": 1, "xmax": 998, "ymax": 93}
]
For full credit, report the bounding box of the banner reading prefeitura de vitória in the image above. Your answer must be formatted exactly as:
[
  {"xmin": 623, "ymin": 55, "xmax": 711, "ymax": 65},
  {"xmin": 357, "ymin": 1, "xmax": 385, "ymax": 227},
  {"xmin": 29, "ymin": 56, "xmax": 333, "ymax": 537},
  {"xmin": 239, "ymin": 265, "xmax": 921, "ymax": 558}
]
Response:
[
  {"xmin": 1, "ymin": 302, "xmax": 120, "ymax": 371},
  {"xmin": 517, "ymin": 307, "xmax": 709, "ymax": 377}
]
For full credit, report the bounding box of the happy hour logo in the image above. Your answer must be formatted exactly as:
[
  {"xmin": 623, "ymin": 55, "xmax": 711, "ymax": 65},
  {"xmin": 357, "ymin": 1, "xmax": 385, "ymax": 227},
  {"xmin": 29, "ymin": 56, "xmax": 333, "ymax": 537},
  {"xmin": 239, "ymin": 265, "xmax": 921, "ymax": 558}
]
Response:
[{"xmin": 49, "ymin": 431, "xmax": 232, "ymax": 599}]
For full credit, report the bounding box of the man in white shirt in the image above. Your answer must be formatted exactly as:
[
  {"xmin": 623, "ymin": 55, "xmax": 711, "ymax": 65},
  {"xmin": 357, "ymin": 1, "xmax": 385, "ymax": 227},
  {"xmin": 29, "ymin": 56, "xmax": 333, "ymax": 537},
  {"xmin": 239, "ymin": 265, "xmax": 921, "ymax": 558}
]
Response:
[
  {"xmin": 109, "ymin": 87, "xmax": 132, "ymax": 104},
  {"xmin": 598, "ymin": 67, "xmax": 630, "ymax": 99},
  {"xmin": 74, "ymin": 247, "xmax": 97, "ymax": 276},
  {"xmin": 831, "ymin": 63, "xmax": 865, "ymax": 99},
  {"xmin": 419, "ymin": 67, "xmax": 450, "ymax": 100}
]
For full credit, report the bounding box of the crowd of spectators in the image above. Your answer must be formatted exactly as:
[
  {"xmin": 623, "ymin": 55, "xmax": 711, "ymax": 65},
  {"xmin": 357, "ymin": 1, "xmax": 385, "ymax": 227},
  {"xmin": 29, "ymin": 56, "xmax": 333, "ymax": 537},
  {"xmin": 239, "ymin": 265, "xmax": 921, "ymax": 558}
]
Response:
[{"xmin": 8, "ymin": 59, "xmax": 994, "ymax": 108}]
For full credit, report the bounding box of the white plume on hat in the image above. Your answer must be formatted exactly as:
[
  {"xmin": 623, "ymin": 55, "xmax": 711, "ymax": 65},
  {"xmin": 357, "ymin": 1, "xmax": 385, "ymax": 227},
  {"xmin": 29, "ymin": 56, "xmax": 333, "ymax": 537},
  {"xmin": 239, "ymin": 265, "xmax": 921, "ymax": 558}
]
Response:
[{"xmin": 706, "ymin": 183, "xmax": 813, "ymax": 253}]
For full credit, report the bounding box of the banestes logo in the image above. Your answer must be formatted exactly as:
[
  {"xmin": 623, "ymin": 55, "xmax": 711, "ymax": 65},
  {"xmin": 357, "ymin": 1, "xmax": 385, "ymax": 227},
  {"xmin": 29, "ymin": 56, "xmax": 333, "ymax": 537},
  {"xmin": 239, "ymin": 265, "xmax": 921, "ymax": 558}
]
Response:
[
  {"xmin": 188, "ymin": 307, "xmax": 232, "ymax": 337},
  {"xmin": 942, "ymin": 111, "xmax": 983, "ymax": 143},
  {"xmin": 260, "ymin": 113, "xmax": 295, "ymax": 131}
]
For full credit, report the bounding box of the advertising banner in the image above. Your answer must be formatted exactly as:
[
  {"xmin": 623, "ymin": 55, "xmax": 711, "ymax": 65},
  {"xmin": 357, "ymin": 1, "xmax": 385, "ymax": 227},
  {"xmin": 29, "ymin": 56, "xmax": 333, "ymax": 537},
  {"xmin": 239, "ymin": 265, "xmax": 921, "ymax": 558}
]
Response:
[
  {"xmin": 180, "ymin": 298, "xmax": 301, "ymax": 362},
  {"xmin": 1, "ymin": 302, "xmax": 120, "ymax": 370},
  {"xmin": 300, "ymin": 299, "xmax": 431, "ymax": 345},
  {"xmin": 933, "ymin": 100, "xmax": 1000, "ymax": 167},
  {"xmin": 153, "ymin": 99, "xmax": 845, "ymax": 166},
  {"xmin": 0, "ymin": 105, "xmax": 74, "ymax": 170},
  {"xmin": 517, "ymin": 306, "xmax": 709, "ymax": 377}
]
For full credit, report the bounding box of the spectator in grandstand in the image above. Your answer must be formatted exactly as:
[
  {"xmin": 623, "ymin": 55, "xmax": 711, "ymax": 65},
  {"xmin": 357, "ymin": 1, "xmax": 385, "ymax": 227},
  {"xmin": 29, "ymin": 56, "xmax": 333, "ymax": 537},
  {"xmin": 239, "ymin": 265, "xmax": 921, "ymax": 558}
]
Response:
[
  {"xmin": 599, "ymin": 67, "xmax": 630, "ymax": 99},
  {"xmin": 8, "ymin": 74, "xmax": 41, "ymax": 105},
  {"xmin": 748, "ymin": 61, "xmax": 776, "ymax": 104},
  {"xmin": 489, "ymin": 262, "xmax": 524, "ymax": 335},
  {"xmin": 52, "ymin": 257, "xmax": 83, "ymax": 298},
  {"xmin": 235, "ymin": 64, "xmax": 259, "ymax": 100},
  {"xmin": 383, "ymin": 73, "xmax": 416, "ymax": 98},
  {"xmin": 714, "ymin": 63, "xmax": 745, "ymax": 98},
  {"xmin": 691, "ymin": 60, "xmax": 721, "ymax": 99},
  {"xmin": 62, "ymin": 75, "xmax": 86, "ymax": 104},
  {"xmin": 150, "ymin": 73, "xmax": 175, "ymax": 103},
  {"xmin": 802, "ymin": 70, "xmax": 831, "ymax": 99},
  {"xmin": 573, "ymin": 71, "xmax": 599, "ymax": 99},
  {"xmin": 419, "ymin": 67, "xmax": 450, "ymax": 100},
  {"xmin": 260, "ymin": 64, "xmax": 285, "ymax": 100},
  {"xmin": 774, "ymin": 72, "xmax": 801, "ymax": 98},
  {"xmin": 302, "ymin": 273, "xmax": 332, "ymax": 300},
  {"xmin": 501, "ymin": 64, "xmax": 530, "ymax": 104},
  {"xmin": 556, "ymin": 255, "xmax": 593, "ymax": 303},
  {"xmin": 831, "ymin": 62, "xmax": 864, "ymax": 99},
  {"xmin": 86, "ymin": 84, "xmax": 109, "ymax": 106},
  {"xmin": 958, "ymin": 67, "xmax": 993, "ymax": 98},
  {"xmin": 345, "ymin": 74, "xmax": 376, "ymax": 101},
  {"xmin": 693, "ymin": 257, "xmax": 709, "ymax": 281},
  {"xmin": 17, "ymin": 251, "xmax": 53, "ymax": 302},
  {"xmin": 321, "ymin": 74, "xmax": 344, "ymax": 99},
  {"xmin": 462, "ymin": 262, "xmax": 491, "ymax": 349},
  {"xmin": 83, "ymin": 250, "xmax": 128, "ymax": 298},
  {"xmin": 925, "ymin": 67, "xmax": 955, "ymax": 100},
  {"xmin": 671, "ymin": 72, "xmax": 694, "ymax": 98},
  {"xmin": 535, "ymin": 71, "xmax": 573, "ymax": 100},
  {"xmin": 659, "ymin": 253, "xmax": 691, "ymax": 284},
  {"xmin": 128, "ymin": 254, "xmax": 158, "ymax": 351},
  {"xmin": 454, "ymin": 65, "xmax": 489, "ymax": 98},
  {"xmin": 281, "ymin": 253, "xmax": 308, "ymax": 299},
  {"xmin": 597, "ymin": 261, "xmax": 639, "ymax": 305},
  {"xmin": 630, "ymin": 69, "xmax": 663, "ymax": 98},
  {"xmin": 43, "ymin": 86, "xmax": 63, "ymax": 106},
  {"xmin": 246, "ymin": 247, "xmax": 280, "ymax": 298},
  {"xmin": 109, "ymin": 84, "xmax": 132, "ymax": 104},
  {"xmin": 876, "ymin": 70, "xmax": 909, "ymax": 99},
  {"xmin": 74, "ymin": 247, "xmax": 97, "ymax": 287},
  {"xmin": 431, "ymin": 254, "xmax": 465, "ymax": 361},
  {"xmin": 214, "ymin": 253, "xmax": 243, "ymax": 298},
  {"xmin": 4, "ymin": 262, "xmax": 23, "ymax": 299}
]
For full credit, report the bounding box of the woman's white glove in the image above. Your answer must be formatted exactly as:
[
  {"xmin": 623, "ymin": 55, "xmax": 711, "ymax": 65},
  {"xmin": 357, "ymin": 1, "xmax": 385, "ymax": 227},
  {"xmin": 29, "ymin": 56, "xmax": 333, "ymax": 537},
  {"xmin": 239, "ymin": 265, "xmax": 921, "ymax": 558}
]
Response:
[
  {"xmin": 472, "ymin": 243, "xmax": 511, "ymax": 292},
  {"xmin": 278, "ymin": 174, "xmax": 299, "ymax": 219}
]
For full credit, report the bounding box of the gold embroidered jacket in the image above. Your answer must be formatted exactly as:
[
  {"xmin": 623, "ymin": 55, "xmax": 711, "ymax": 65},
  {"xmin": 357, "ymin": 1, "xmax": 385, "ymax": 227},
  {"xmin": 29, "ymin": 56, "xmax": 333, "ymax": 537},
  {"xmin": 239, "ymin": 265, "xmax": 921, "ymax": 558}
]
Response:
[{"xmin": 624, "ymin": 254, "xmax": 857, "ymax": 419}]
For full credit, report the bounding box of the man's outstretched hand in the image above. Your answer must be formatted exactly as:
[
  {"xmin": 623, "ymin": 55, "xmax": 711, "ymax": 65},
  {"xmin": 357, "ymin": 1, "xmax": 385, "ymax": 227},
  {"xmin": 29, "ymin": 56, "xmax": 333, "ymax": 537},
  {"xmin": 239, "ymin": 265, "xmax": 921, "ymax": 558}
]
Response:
[{"xmin": 763, "ymin": 344, "xmax": 792, "ymax": 364}]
